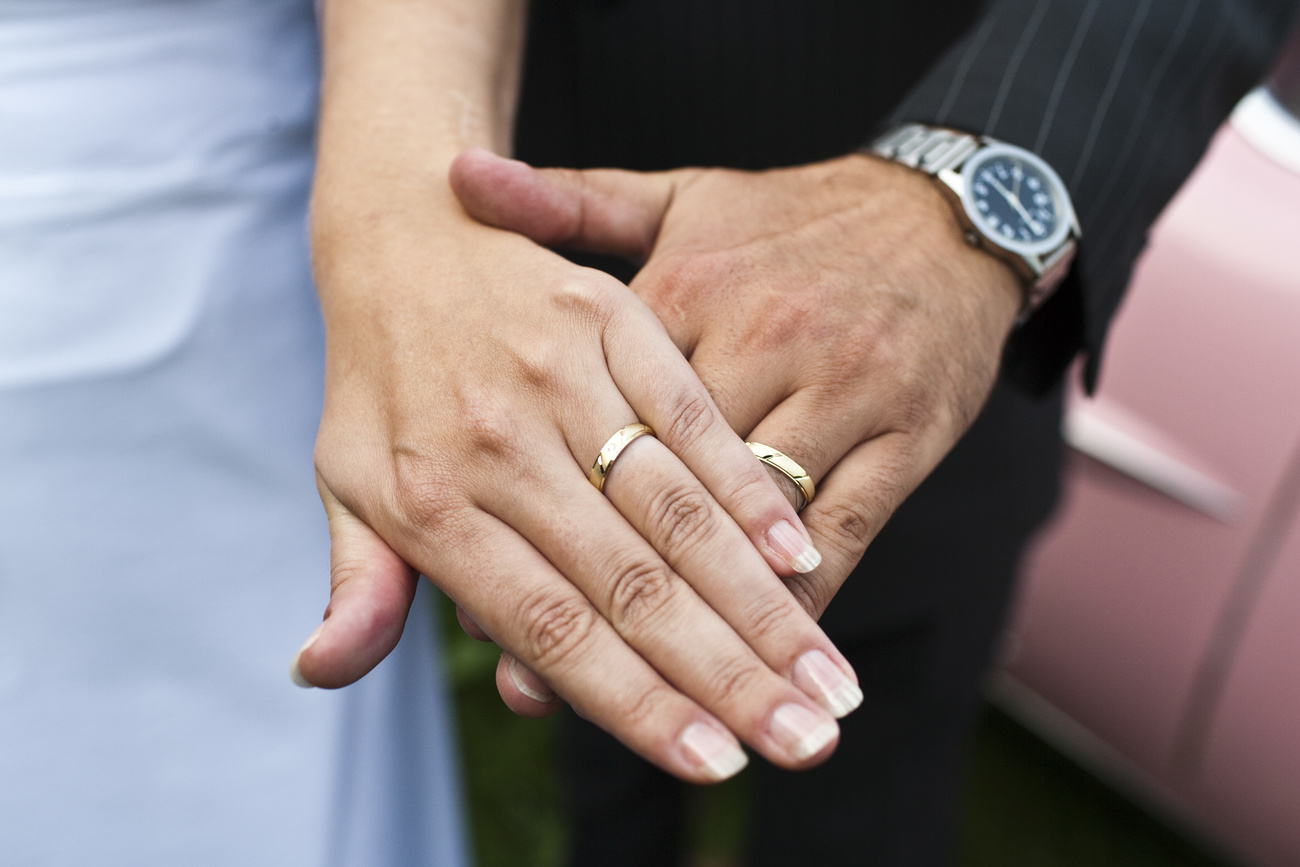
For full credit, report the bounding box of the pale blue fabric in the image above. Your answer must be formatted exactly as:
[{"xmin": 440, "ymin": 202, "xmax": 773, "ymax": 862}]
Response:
[
  {"xmin": 0, "ymin": 1, "xmax": 469, "ymax": 864},
  {"xmin": 330, "ymin": 582, "xmax": 473, "ymax": 867}
]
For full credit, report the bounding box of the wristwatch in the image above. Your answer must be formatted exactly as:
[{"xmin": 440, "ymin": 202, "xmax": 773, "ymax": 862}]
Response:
[{"xmin": 867, "ymin": 123, "xmax": 1080, "ymax": 323}]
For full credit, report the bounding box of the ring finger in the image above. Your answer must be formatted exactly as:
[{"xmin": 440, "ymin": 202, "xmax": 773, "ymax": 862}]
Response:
[{"xmin": 478, "ymin": 425, "xmax": 843, "ymax": 768}]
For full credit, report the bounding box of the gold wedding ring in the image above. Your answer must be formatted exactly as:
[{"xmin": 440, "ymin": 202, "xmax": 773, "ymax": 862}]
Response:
[
  {"xmin": 589, "ymin": 423, "xmax": 656, "ymax": 492},
  {"xmin": 746, "ymin": 442, "xmax": 816, "ymax": 511}
]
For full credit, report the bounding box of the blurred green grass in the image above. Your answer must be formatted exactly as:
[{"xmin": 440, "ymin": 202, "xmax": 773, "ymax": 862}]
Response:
[
  {"xmin": 961, "ymin": 709, "xmax": 1236, "ymax": 867},
  {"xmin": 444, "ymin": 608, "xmax": 567, "ymax": 867},
  {"xmin": 443, "ymin": 601, "xmax": 1236, "ymax": 867}
]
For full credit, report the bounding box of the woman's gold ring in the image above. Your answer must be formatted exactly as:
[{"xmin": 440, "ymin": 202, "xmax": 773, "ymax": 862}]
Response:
[{"xmin": 589, "ymin": 423, "xmax": 656, "ymax": 492}]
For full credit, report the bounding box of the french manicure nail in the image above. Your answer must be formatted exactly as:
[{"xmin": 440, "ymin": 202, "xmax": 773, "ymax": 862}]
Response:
[
  {"xmin": 793, "ymin": 649, "xmax": 864, "ymax": 718},
  {"xmin": 289, "ymin": 625, "xmax": 323, "ymax": 689},
  {"xmin": 680, "ymin": 721, "xmax": 749, "ymax": 781},
  {"xmin": 769, "ymin": 703, "xmax": 838, "ymax": 761},
  {"xmin": 767, "ymin": 519, "xmax": 822, "ymax": 573},
  {"xmin": 508, "ymin": 656, "xmax": 557, "ymax": 704}
]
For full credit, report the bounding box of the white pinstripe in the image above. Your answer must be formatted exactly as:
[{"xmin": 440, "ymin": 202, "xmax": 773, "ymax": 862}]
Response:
[
  {"xmin": 1033, "ymin": 0, "xmax": 1103, "ymax": 152},
  {"xmin": 1068, "ymin": 0, "xmax": 1156, "ymax": 188},
  {"xmin": 985, "ymin": 0, "xmax": 1055, "ymax": 135},
  {"xmin": 1083, "ymin": 0, "xmax": 1203, "ymax": 227},
  {"xmin": 934, "ymin": 4, "xmax": 1006, "ymax": 124},
  {"xmin": 1089, "ymin": 0, "xmax": 1237, "ymax": 253}
]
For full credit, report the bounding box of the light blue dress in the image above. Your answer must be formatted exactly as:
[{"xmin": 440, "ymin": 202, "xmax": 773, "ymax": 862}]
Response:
[{"xmin": 0, "ymin": 1, "xmax": 469, "ymax": 864}]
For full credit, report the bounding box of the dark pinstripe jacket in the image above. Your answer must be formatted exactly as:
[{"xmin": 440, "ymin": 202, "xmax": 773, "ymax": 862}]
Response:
[{"xmin": 516, "ymin": 0, "xmax": 1299, "ymax": 393}]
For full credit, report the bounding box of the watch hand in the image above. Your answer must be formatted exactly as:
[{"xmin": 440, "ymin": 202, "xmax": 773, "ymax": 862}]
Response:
[{"xmin": 989, "ymin": 175, "xmax": 1036, "ymax": 228}]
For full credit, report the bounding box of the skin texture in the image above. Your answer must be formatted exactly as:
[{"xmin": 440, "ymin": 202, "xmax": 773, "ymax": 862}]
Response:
[
  {"xmin": 445, "ymin": 149, "xmax": 1024, "ymax": 711},
  {"xmin": 298, "ymin": 0, "xmax": 855, "ymax": 783}
]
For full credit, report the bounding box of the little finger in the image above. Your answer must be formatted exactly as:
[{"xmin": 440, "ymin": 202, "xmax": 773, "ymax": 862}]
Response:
[
  {"xmin": 496, "ymin": 651, "xmax": 563, "ymax": 718},
  {"xmin": 781, "ymin": 431, "xmax": 945, "ymax": 621}
]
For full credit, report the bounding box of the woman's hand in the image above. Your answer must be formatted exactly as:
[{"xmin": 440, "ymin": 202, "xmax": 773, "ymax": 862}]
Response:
[
  {"xmin": 296, "ymin": 0, "xmax": 864, "ymax": 783},
  {"xmin": 300, "ymin": 201, "xmax": 864, "ymax": 780}
]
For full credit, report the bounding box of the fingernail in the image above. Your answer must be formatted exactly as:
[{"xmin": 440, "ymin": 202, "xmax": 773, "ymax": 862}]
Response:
[
  {"xmin": 767, "ymin": 519, "xmax": 822, "ymax": 573},
  {"xmin": 680, "ymin": 721, "xmax": 749, "ymax": 782},
  {"xmin": 769, "ymin": 703, "xmax": 838, "ymax": 761},
  {"xmin": 793, "ymin": 650, "xmax": 863, "ymax": 718},
  {"xmin": 289, "ymin": 625, "xmax": 323, "ymax": 689},
  {"xmin": 508, "ymin": 656, "xmax": 557, "ymax": 704}
]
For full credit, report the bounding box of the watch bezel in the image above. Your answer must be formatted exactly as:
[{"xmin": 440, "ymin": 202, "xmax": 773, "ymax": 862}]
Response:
[{"xmin": 958, "ymin": 141, "xmax": 1074, "ymax": 259}]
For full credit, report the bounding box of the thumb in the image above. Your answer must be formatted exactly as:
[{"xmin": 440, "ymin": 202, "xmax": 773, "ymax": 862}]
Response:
[
  {"xmin": 449, "ymin": 147, "xmax": 679, "ymax": 261},
  {"xmin": 289, "ymin": 474, "xmax": 420, "ymax": 689}
]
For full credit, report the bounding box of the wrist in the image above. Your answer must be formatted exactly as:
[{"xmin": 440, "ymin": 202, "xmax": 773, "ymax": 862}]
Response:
[
  {"xmin": 844, "ymin": 153, "xmax": 1022, "ymax": 332},
  {"xmin": 864, "ymin": 124, "xmax": 1080, "ymax": 326},
  {"xmin": 310, "ymin": 167, "xmax": 477, "ymax": 303}
]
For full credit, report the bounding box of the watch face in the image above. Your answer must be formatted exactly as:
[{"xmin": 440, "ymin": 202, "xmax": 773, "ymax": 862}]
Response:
[{"xmin": 960, "ymin": 142, "xmax": 1074, "ymax": 257}]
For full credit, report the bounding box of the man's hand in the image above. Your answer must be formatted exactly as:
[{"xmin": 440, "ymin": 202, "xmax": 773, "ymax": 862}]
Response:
[{"xmin": 449, "ymin": 148, "xmax": 1023, "ymax": 623}]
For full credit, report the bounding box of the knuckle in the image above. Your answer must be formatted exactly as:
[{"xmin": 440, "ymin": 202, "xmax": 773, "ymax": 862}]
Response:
[
  {"xmin": 454, "ymin": 389, "xmax": 526, "ymax": 460},
  {"xmin": 815, "ymin": 319, "xmax": 939, "ymax": 433},
  {"xmin": 635, "ymin": 255, "xmax": 703, "ymax": 319},
  {"xmin": 741, "ymin": 291, "xmax": 810, "ymax": 351},
  {"xmin": 517, "ymin": 592, "xmax": 599, "ymax": 670},
  {"xmin": 554, "ymin": 271, "xmax": 619, "ymax": 327},
  {"xmin": 659, "ymin": 389, "xmax": 717, "ymax": 450},
  {"xmin": 817, "ymin": 342, "xmax": 875, "ymax": 389},
  {"xmin": 617, "ymin": 681, "xmax": 673, "ymax": 732},
  {"xmin": 727, "ymin": 461, "xmax": 787, "ymax": 511},
  {"xmin": 654, "ymin": 252, "xmax": 718, "ymax": 296},
  {"xmin": 605, "ymin": 557, "xmax": 680, "ymax": 631},
  {"xmin": 818, "ymin": 500, "xmax": 879, "ymax": 564},
  {"xmin": 701, "ymin": 656, "xmax": 766, "ymax": 706},
  {"xmin": 390, "ymin": 450, "xmax": 465, "ymax": 536},
  {"xmin": 783, "ymin": 573, "xmax": 832, "ymax": 620},
  {"xmin": 505, "ymin": 342, "xmax": 566, "ymax": 399},
  {"xmin": 645, "ymin": 483, "xmax": 715, "ymax": 557},
  {"xmin": 848, "ymin": 359, "xmax": 937, "ymax": 435},
  {"xmin": 737, "ymin": 591, "xmax": 800, "ymax": 646},
  {"xmin": 764, "ymin": 424, "xmax": 834, "ymax": 487},
  {"xmin": 891, "ymin": 377, "xmax": 941, "ymax": 433},
  {"xmin": 871, "ymin": 439, "xmax": 923, "ymax": 497}
]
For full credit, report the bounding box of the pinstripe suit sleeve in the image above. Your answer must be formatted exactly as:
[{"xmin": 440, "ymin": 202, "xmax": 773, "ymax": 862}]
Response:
[{"xmin": 890, "ymin": 0, "xmax": 1299, "ymax": 393}]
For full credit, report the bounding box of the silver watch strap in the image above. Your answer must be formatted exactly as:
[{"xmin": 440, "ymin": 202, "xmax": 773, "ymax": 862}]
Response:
[{"xmin": 868, "ymin": 124, "xmax": 981, "ymax": 176}]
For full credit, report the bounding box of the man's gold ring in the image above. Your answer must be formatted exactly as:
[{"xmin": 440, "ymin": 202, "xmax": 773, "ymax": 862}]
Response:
[
  {"xmin": 589, "ymin": 423, "xmax": 656, "ymax": 492},
  {"xmin": 746, "ymin": 441, "xmax": 815, "ymax": 510}
]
